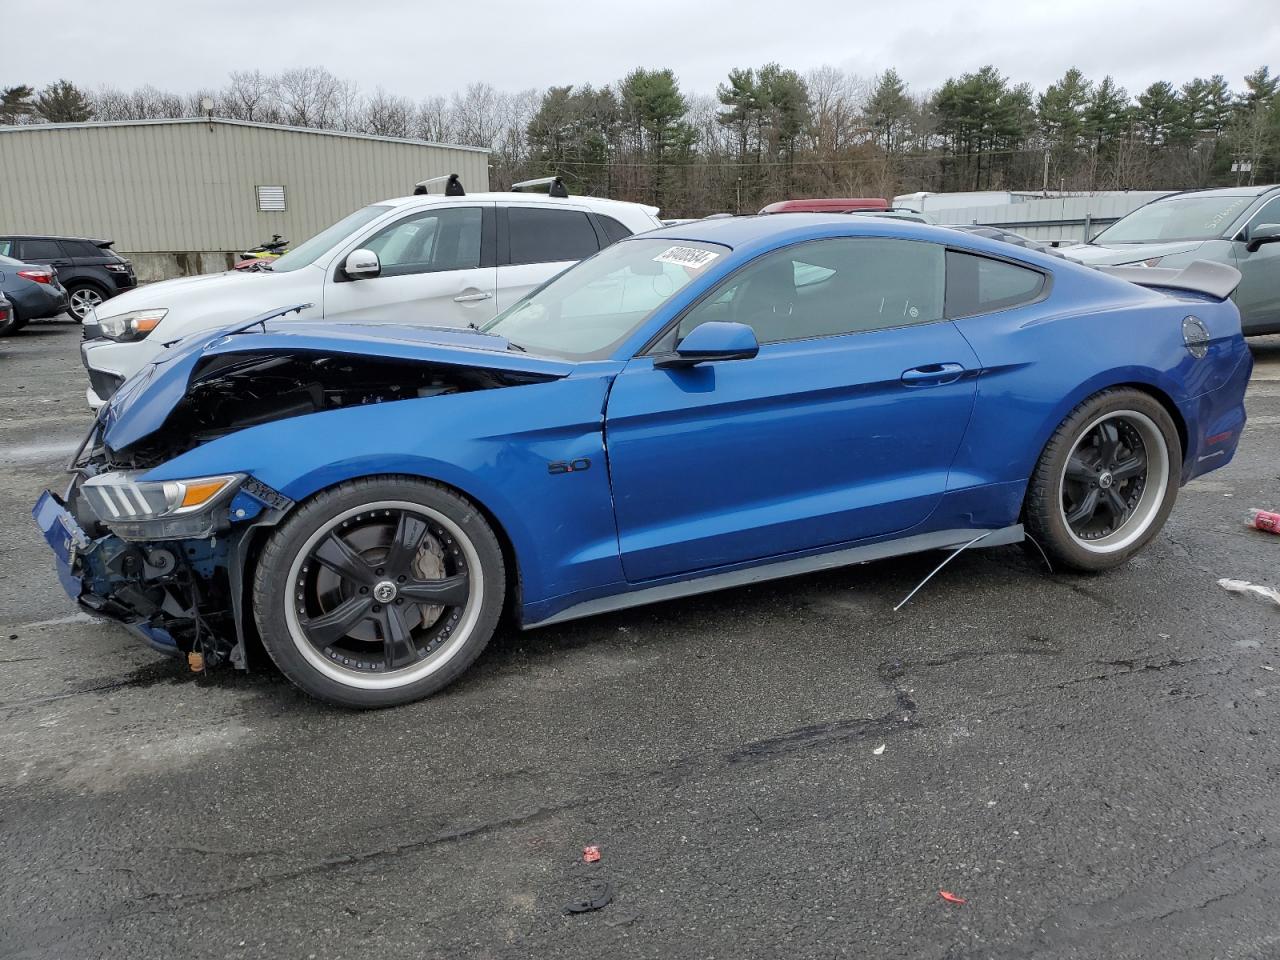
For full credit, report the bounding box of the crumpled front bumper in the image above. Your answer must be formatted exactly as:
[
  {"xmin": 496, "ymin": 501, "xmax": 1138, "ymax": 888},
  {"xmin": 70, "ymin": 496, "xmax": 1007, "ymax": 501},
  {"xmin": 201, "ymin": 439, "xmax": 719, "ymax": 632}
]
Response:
[{"xmin": 32, "ymin": 490, "xmax": 182, "ymax": 655}]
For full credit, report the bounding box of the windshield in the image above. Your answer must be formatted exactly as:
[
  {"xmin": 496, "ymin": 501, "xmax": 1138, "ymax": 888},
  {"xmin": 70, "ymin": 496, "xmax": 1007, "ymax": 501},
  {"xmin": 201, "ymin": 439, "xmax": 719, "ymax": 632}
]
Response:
[
  {"xmin": 267, "ymin": 205, "xmax": 392, "ymax": 273},
  {"xmin": 1093, "ymin": 195, "xmax": 1254, "ymax": 244},
  {"xmin": 482, "ymin": 238, "xmax": 728, "ymax": 359}
]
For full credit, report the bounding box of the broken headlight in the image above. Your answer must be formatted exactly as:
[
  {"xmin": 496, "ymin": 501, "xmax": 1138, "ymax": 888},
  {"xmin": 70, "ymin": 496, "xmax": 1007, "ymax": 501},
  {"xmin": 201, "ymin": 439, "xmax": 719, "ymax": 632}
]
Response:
[{"xmin": 81, "ymin": 472, "xmax": 243, "ymax": 541}]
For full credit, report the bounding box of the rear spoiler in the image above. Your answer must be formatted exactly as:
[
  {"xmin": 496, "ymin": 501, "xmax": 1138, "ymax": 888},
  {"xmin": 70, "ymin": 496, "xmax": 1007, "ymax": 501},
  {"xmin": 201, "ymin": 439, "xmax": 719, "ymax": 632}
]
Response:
[
  {"xmin": 1096, "ymin": 260, "xmax": 1241, "ymax": 301},
  {"xmin": 92, "ymin": 239, "xmax": 114, "ymax": 249}
]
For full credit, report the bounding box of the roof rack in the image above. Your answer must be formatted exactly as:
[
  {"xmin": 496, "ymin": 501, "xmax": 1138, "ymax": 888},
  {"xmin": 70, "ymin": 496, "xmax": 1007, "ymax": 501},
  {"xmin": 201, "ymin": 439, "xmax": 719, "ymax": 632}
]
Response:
[
  {"xmin": 511, "ymin": 175, "xmax": 569, "ymax": 198},
  {"xmin": 413, "ymin": 173, "xmax": 465, "ymax": 196}
]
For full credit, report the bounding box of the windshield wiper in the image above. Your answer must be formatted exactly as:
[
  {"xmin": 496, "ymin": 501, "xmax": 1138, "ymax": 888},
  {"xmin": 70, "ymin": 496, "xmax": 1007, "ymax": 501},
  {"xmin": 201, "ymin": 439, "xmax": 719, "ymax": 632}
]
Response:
[{"xmin": 505, "ymin": 340, "xmax": 527, "ymax": 353}]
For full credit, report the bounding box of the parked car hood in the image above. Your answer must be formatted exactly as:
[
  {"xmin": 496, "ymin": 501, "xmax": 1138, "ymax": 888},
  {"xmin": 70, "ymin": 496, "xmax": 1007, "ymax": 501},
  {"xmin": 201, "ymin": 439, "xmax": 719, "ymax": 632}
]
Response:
[
  {"xmin": 93, "ymin": 268, "xmax": 308, "ymax": 320},
  {"xmin": 100, "ymin": 321, "xmax": 577, "ymax": 452},
  {"xmin": 1060, "ymin": 240, "xmax": 1206, "ymax": 266}
]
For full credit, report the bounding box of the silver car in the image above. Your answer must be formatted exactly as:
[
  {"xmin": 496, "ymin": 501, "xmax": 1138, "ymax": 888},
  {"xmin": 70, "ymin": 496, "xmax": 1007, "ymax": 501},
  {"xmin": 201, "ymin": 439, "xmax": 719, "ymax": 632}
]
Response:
[{"xmin": 1064, "ymin": 185, "xmax": 1280, "ymax": 336}]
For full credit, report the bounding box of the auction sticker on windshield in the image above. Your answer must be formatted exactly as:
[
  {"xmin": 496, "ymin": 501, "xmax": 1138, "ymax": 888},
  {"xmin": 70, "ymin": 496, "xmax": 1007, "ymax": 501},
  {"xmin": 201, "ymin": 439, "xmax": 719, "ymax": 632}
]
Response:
[{"xmin": 653, "ymin": 246, "xmax": 720, "ymax": 269}]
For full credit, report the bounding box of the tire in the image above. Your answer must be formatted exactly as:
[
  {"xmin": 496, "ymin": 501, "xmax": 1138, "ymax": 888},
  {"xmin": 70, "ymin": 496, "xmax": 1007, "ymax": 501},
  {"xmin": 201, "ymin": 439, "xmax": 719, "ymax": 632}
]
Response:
[
  {"xmin": 1023, "ymin": 388, "xmax": 1181, "ymax": 572},
  {"xmin": 252, "ymin": 476, "xmax": 506, "ymax": 708},
  {"xmin": 66, "ymin": 283, "xmax": 107, "ymax": 321}
]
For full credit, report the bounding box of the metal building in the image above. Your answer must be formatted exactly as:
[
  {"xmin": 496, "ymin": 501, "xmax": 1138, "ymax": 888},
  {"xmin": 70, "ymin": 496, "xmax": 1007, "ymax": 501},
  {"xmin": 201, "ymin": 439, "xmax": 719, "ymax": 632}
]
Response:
[
  {"xmin": 0, "ymin": 118, "xmax": 490, "ymax": 279},
  {"xmin": 895, "ymin": 190, "xmax": 1173, "ymax": 245}
]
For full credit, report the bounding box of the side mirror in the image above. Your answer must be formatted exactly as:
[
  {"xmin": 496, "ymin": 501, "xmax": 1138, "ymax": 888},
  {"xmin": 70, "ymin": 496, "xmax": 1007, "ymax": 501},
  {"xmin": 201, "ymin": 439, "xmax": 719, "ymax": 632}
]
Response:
[
  {"xmin": 343, "ymin": 248, "xmax": 381, "ymax": 280},
  {"xmin": 1245, "ymin": 223, "xmax": 1280, "ymax": 253},
  {"xmin": 655, "ymin": 321, "xmax": 759, "ymax": 369}
]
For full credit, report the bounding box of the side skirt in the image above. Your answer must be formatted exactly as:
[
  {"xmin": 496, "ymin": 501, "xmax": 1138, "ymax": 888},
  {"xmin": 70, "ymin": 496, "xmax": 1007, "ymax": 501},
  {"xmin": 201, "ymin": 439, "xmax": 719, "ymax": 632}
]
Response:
[{"xmin": 525, "ymin": 524, "xmax": 1024, "ymax": 629}]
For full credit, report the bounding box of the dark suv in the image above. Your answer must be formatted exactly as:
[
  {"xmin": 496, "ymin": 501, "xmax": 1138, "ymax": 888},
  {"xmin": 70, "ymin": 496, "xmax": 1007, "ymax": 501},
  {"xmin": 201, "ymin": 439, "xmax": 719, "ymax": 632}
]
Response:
[{"xmin": 0, "ymin": 235, "xmax": 137, "ymax": 320}]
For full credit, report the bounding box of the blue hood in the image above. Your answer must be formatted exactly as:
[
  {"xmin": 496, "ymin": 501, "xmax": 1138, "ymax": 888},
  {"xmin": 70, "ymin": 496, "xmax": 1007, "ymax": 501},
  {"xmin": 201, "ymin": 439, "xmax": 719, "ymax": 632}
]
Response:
[{"xmin": 101, "ymin": 321, "xmax": 577, "ymax": 451}]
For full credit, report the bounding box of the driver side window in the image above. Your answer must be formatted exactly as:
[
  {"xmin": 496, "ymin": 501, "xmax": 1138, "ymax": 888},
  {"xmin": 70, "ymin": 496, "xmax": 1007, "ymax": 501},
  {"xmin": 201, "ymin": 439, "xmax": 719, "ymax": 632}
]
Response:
[
  {"xmin": 361, "ymin": 207, "xmax": 482, "ymax": 278},
  {"xmin": 677, "ymin": 237, "xmax": 945, "ymax": 344}
]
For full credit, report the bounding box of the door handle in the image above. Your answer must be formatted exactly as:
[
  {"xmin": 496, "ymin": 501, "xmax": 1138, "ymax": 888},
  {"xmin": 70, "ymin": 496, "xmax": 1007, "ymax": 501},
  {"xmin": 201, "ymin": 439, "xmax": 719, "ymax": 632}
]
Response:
[
  {"xmin": 453, "ymin": 292, "xmax": 493, "ymax": 303},
  {"xmin": 901, "ymin": 362, "xmax": 966, "ymax": 386}
]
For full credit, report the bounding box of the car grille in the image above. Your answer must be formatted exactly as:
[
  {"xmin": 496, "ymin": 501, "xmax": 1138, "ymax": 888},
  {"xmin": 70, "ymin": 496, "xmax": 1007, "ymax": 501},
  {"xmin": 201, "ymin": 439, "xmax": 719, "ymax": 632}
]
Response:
[{"xmin": 88, "ymin": 369, "xmax": 125, "ymax": 402}]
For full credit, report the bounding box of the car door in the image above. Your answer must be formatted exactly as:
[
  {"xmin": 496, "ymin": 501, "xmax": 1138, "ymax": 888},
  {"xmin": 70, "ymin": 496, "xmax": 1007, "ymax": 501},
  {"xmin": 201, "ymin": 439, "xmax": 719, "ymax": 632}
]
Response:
[
  {"xmin": 1232, "ymin": 195, "xmax": 1280, "ymax": 330},
  {"xmin": 493, "ymin": 205, "xmax": 604, "ymax": 313},
  {"xmin": 322, "ymin": 203, "xmax": 497, "ymax": 327},
  {"xmin": 604, "ymin": 237, "xmax": 981, "ymax": 583}
]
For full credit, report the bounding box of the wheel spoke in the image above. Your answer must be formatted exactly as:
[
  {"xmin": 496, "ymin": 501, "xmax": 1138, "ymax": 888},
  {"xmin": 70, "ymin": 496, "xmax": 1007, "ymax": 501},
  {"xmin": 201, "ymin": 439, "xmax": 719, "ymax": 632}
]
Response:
[
  {"xmin": 1065, "ymin": 488, "xmax": 1099, "ymax": 526},
  {"xmin": 384, "ymin": 511, "xmax": 430, "ymax": 575},
  {"xmin": 1065, "ymin": 454, "xmax": 1095, "ymax": 482},
  {"xmin": 381, "ymin": 604, "xmax": 417, "ymax": 669},
  {"xmin": 1096, "ymin": 421, "xmax": 1122, "ymax": 464},
  {"xmin": 1102, "ymin": 487, "xmax": 1131, "ymax": 522},
  {"xmin": 313, "ymin": 533, "xmax": 378, "ymax": 587},
  {"xmin": 1111, "ymin": 454, "xmax": 1146, "ymax": 480},
  {"xmin": 400, "ymin": 573, "xmax": 469, "ymax": 607},
  {"xmin": 302, "ymin": 594, "xmax": 374, "ymax": 645}
]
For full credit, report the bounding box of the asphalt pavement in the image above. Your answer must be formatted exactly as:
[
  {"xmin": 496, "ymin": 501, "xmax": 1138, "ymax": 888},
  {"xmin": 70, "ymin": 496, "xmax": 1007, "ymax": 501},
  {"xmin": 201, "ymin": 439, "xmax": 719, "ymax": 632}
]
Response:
[{"xmin": 2, "ymin": 318, "xmax": 1279, "ymax": 960}]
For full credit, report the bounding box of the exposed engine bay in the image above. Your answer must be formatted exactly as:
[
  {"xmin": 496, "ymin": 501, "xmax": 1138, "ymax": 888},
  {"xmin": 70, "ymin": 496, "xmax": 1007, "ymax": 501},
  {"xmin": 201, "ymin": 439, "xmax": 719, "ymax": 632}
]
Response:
[{"xmin": 103, "ymin": 351, "xmax": 548, "ymax": 469}]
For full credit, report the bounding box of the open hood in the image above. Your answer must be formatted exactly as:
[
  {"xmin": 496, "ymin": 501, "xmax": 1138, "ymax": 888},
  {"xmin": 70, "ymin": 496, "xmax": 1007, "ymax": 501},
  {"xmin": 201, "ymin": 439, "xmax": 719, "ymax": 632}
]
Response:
[{"xmin": 100, "ymin": 319, "xmax": 576, "ymax": 454}]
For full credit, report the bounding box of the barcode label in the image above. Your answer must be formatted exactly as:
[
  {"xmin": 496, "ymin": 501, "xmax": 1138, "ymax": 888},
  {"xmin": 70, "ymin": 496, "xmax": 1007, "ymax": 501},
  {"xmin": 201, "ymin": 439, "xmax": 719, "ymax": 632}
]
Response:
[{"xmin": 653, "ymin": 246, "xmax": 719, "ymax": 269}]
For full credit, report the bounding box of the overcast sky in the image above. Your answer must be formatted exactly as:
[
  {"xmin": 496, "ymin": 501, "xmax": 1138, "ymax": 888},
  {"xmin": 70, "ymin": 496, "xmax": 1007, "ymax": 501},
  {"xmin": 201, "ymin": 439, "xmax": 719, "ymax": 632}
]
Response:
[{"xmin": 9, "ymin": 0, "xmax": 1279, "ymax": 98}]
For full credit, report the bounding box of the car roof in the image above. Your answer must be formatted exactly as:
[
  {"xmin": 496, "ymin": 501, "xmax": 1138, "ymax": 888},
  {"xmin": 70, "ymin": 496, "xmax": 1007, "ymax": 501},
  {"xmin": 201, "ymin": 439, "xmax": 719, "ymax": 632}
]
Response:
[
  {"xmin": 0, "ymin": 233, "xmax": 108, "ymax": 243},
  {"xmin": 378, "ymin": 192, "xmax": 660, "ymax": 216},
  {"xmin": 1155, "ymin": 184, "xmax": 1279, "ymax": 201},
  {"xmin": 636, "ymin": 213, "xmax": 1076, "ymax": 271}
]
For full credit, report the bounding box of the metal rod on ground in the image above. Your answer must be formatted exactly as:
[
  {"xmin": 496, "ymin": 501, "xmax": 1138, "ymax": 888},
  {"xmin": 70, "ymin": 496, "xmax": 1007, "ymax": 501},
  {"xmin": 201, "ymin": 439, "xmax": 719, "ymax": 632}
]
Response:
[{"xmin": 893, "ymin": 531, "xmax": 996, "ymax": 612}]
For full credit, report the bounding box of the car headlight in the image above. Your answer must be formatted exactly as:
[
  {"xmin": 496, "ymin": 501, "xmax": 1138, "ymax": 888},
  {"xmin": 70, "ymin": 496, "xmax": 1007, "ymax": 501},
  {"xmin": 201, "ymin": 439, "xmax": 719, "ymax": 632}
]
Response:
[
  {"xmin": 1121, "ymin": 257, "xmax": 1164, "ymax": 268},
  {"xmin": 81, "ymin": 471, "xmax": 243, "ymax": 540},
  {"xmin": 99, "ymin": 308, "xmax": 168, "ymax": 342}
]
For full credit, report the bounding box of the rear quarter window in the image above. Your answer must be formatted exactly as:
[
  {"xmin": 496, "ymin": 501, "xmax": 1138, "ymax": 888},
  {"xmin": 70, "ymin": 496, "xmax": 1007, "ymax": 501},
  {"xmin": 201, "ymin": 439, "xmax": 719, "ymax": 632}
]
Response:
[
  {"xmin": 597, "ymin": 215, "xmax": 634, "ymax": 245},
  {"xmin": 945, "ymin": 251, "xmax": 1046, "ymax": 317},
  {"xmin": 64, "ymin": 240, "xmax": 105, "ymax": 258}
]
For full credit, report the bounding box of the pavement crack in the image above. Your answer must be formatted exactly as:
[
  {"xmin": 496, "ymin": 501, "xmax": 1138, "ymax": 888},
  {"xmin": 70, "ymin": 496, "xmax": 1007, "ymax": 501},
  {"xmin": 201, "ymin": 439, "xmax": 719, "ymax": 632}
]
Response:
[
  {"xmin": 725, "ymin": 713, "xmax": 918, "ymax": 763},
  {"xmin": 130, "ymin": 800, "xmax": 585, "ymax": 907},
  {"xmin": 1058, "ymin": 656, "xmax": 1202, "ymax": 688}
]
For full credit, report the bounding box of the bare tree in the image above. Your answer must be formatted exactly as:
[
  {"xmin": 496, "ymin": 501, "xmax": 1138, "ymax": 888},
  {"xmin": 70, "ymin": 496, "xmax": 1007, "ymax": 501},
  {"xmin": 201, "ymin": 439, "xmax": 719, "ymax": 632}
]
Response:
[
  {"xmin": 221, "ymin": 70, "xmax": 277, "ymax": 122},
  {"xmin": 276, "ymin": 66, "xmax": 351, "ymax": 129},
  {"xmin": 415, "ymin": 95, "xmax": 454, "ymax": 143},
  {"xmin": 363, "ymin": 88, "xmax": 414, "ymax": 138}
]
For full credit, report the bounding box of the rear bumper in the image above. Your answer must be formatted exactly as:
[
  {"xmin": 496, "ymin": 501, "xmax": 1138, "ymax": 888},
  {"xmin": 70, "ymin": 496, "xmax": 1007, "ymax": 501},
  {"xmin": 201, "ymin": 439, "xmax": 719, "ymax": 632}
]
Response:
[
  {"xmin": 1179, "ymin": 343, "xmax": 1254, "ymax": 483},
  {"xmin": 10, "ymin": 283, "xmax": 69, "ymax": 320}
]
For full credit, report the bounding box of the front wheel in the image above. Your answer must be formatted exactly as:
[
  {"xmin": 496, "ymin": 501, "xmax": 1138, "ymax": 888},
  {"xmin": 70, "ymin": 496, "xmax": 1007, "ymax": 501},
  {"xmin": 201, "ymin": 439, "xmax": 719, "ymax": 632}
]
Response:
[
  {"xmin": 253, "ymin": 477, "xmax": 506, "ymax": 708},
  {"xmin": 1023, "ymin": 389, "xmax": 1181, "ymax": 572}
]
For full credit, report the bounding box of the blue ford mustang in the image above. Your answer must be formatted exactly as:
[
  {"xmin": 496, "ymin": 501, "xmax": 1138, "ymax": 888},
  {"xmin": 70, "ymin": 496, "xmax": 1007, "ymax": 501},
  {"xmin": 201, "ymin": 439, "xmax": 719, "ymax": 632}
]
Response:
[{"xmin": 34, "ymin": 215, "xmax": 1252, "ymax": 707}]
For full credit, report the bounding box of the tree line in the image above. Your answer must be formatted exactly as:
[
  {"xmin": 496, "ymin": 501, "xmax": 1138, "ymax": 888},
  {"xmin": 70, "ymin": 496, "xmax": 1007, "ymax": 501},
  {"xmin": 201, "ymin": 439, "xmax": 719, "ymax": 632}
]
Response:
[{"xmin": 3, "ymin": 63, "xmax": 1278, "ymax": 216}]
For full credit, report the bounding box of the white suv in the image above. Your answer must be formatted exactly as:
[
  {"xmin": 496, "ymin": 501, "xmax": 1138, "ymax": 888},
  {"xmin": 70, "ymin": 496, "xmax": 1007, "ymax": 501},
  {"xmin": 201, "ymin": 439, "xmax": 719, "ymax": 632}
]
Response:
[{"xmin": 82, "ymin": 190, "xmax": 662, "ymax": 407}]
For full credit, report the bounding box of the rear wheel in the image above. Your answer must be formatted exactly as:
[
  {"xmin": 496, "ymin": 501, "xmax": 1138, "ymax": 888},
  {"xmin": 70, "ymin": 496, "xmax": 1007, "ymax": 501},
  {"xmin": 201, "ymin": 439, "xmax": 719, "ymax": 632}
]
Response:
[
  {"xmin": 1023, "ymin": 389, "xmax": 1181, "ymax": 572},
  {"xmin": 253, "ymin": 477, "xmax": 506, "ymax": 708},
  {"xmin": 66, "ymin": 283, "xmax": 106, "ymax": 320}
]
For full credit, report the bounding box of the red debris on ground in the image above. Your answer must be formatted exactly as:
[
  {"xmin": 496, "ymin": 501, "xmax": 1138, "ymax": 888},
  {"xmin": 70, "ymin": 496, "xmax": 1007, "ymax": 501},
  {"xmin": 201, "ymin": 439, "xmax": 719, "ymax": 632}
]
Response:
[
  {"xmin": 583, "ymin": 845, "xmax": 601, "ymax": 863},
  {"xmin": 939, "ymin": 890, "xmax": 967, "ymax": 905}
]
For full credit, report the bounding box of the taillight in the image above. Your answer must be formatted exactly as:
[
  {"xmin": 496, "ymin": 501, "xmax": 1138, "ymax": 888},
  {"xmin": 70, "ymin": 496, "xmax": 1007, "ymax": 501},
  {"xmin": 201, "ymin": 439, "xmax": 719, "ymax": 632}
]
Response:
[{"xmin": 18, "ymin": 269, "xmax": 52, "ymax": 284}]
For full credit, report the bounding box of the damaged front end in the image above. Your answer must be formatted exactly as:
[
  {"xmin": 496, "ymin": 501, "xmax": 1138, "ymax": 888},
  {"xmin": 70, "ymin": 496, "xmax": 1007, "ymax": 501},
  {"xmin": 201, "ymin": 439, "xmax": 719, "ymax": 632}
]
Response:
[
  {"xmin": 34, "ymin": 316, "xmax": 568, "ymax": 670},
  {"xmin": 34, "ymin": 434, "xmax": 294, "ymax": 668}
]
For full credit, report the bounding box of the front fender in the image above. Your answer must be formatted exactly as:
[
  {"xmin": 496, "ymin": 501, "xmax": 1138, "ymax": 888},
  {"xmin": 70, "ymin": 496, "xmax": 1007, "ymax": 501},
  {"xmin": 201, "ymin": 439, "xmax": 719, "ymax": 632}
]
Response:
[{"xmin": 142, "ymin": 375, "xmax": 625, "ymax": 609}]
